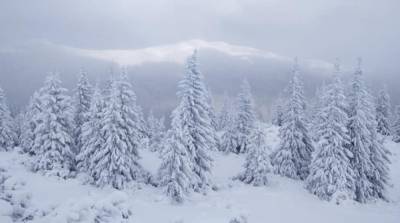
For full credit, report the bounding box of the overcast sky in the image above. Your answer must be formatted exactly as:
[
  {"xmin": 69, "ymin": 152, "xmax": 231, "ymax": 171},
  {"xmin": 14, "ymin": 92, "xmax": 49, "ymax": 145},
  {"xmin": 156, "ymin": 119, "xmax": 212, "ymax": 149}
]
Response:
[
  {"xmin": 0, "ymin": 0, "xmax": 399, "ymax": 115},
  {"xmin": 2, "ymin": 0, "xmax": 399, "ymax": 66}
]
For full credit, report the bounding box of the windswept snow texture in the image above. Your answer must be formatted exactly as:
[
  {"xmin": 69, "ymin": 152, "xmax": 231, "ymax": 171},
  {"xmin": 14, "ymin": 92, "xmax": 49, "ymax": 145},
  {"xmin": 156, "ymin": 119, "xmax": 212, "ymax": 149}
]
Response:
[{"xmin": 0, "ymin": 126, "xmax": 399, "ymax": 223}]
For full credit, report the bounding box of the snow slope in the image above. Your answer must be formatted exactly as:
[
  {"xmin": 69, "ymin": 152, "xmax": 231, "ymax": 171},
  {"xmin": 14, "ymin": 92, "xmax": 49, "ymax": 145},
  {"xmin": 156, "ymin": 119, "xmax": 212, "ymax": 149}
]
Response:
[{"xmin": 0, "ymin": 126, "xmax": 399, "ymax": 223}]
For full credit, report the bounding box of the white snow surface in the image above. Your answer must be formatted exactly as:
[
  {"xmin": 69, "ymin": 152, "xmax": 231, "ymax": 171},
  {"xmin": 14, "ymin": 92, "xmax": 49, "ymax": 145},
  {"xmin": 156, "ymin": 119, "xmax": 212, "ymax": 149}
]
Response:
[{"xmin": 0, "ymin": 125, "xmax": 399, "ymax": 223}]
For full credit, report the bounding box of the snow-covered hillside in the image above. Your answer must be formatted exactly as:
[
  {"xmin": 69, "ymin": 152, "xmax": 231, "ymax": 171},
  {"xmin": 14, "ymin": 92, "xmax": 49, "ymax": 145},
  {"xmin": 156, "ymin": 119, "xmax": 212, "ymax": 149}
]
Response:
[{"xmin": 0, "ymin": 126, "xmax": 399, "ymax": 223}]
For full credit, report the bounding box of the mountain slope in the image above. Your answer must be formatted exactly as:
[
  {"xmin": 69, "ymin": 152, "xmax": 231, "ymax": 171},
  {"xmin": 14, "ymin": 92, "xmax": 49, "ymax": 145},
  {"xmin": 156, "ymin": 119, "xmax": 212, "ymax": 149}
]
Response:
[{"xmin": 0, "ymin": 125, "xmax": 399, "ymax": 223}]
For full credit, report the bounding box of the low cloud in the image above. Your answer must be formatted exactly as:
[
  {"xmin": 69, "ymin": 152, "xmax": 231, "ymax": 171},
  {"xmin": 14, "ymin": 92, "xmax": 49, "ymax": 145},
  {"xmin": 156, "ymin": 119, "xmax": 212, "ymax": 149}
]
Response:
[{"xmin": 57, "ymin": 39, "xmax": 335, "ymax": 75}]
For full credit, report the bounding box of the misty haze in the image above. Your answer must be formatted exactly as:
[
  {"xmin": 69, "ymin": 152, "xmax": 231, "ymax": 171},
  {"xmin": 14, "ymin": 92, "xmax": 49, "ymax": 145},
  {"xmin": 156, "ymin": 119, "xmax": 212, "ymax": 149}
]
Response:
[{"xmin": 0, "ymin": 1, "xmax": 399, "ymax": 223}]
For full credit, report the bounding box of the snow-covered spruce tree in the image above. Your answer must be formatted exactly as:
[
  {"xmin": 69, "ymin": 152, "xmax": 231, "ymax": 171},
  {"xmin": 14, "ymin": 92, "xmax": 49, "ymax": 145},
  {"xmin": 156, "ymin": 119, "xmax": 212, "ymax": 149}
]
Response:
[
  {"xmin": 220, "ymin": 123, "xmax": 238, "ymax": 154},
  {"xmin": 172, "ymin": 50, "xmax": 214, "ymax": 192},
  {"xmin": 20, "ymin": 91, "xmax": 43, "ymax": 154},
  {"xmin": 368, "ymin": 123, "xmax": 390, "ymax": 201},
  {"xmin": 72, "ymin": 69, "xmax": 93, "ymax": 153},
  {"xmin": 306, "ymin": 67, "xmax": 355, "ymax": 203},
  {"xmin": 0, "ymin": 87, "xmax": 16, "ymax": 151},
  {"xmin": 232, "ymin": 79, "xmax": 257, "ymax": 154},
  {"xmin": 367, "ymin": 93, "xmax": 390, "ymax": 201},
  {"xmin": 147, "ymin": 110, "xmax": 166, "ymax": 152},
  {"xmin": 236, "ymin": 124, "xmax": 271, "ymax": 186},
  {"xmin": 76, "ymin": 85, "xmax": 105, "ymax": 172},
  {"xmin": 272, "ymin": 97, "xmax": 285, "ymax": 127},
  {"xmin": 102, "ymin": 76, "xmax": 114, "ymax": 100},
  {"xmin": 348, "ymin": 60, "xmax": 389, "ymax": 202},
  {"xmin": 206, "ymin": 88, "xmax": 220, "ymax": 151},
  {"xmin": 393, "ymin": 106, "xmax": 400, "ymax": 143},
  {"xmin": 118, "ymin": 69, "xmax": 146, "ymax": 149},
  {"xmin": 32, "ymin": 74, "xmax": 74, "ymax": 176},
  {"xmin": 121, "ymin": 67, "xmax": 148, "ymax": 140},
  {"xmin": 309, "ymin": 83, "xmax": 329, "ymax": 142},
  {"xmin": 147, "ymin": 110, "xmax": 157, "ymax": 140},
  {"xmin": 89, "ymin": 74, "xmax": 147, "ymax": 189},
  {"xmin": 136, "ymin": 105, "xmax": 149, "ymax": 140},
  {"xmin": 206, "ymin": 88, "xmax": 218, "ymax": 131},
  {"xmin": 19, "ymin": 112, "xmax": 31, "ymax": 152},
  {"xmin": 217, "ymin": 93, "xmax": 233, "ymax": 131},
  {"xmin": 154, "ymin": 116, "xmax": 166, "ymax": 151},
  {"xmin": 375, "ymin": 86, "xmax": 392, "ymax": 136},
  {"xmin": 157, "ymin": 119, "xmax": 193, "ymax": 203},
  {"xmin": 219, "ymin": 97, "xmax": 240, "ymax": 153},
  {"xmin": 13, "ymin": 112, "xmax": 24, "ymax": 146},
  {"xmin": 347, "ymin": 64, "xmax": 374, "ymax": 203},
  {"xmin": 271, "ymin": 60, "xmax": 314, "ymax": 180},
  {"xmin": 310, "ymin": 60, "xmax": 348, "ymax": 142}
]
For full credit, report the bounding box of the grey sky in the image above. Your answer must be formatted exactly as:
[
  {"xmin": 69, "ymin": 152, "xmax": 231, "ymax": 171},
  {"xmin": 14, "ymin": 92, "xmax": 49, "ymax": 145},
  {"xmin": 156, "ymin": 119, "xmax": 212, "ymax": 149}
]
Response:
[
  {"xmin": 0, "ymin": 0, "xmax": 399, "ymax": 116},
  {"xmin": 2, "ymin": 0, "xmax": 399, "ymax": 65}
]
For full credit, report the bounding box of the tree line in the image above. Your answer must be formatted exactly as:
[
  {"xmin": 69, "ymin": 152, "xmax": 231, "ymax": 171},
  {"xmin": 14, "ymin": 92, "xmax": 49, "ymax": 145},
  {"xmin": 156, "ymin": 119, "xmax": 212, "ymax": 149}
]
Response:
[{"xmin": 0, "ymin": 52, "xmax": 397, "ymax": 204}]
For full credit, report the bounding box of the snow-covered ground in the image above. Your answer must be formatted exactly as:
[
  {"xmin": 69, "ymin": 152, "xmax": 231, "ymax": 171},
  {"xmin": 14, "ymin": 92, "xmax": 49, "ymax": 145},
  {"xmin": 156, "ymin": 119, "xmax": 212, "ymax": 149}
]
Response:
[{"xmin": 0, "ymin": 126, "xmax": 399, "ymax": 223}]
